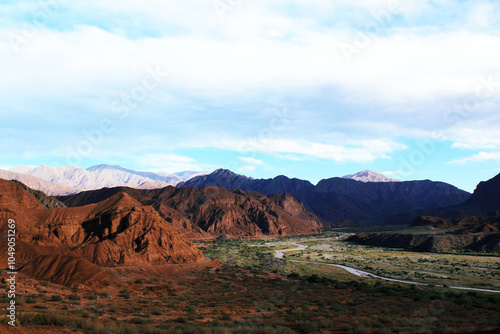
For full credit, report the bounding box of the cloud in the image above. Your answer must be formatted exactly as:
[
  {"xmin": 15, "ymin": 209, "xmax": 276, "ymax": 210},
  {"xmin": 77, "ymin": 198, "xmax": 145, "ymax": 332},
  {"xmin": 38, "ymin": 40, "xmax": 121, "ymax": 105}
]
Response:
[
  {"xmin": 448, "ymin": 123, "xmax": 500, "ymax": 150},
  {"xmin": 382, "ymin": 170, "xmax": 402, "ymax": 176},
  {"xmin": 134, "ymin": 153, "xmax": 205, "ymax": 173},
  {"xmin": 274, "ymin": 154, "xmax": 304, "ymax": 161},
  {"xmin": 2, "ymin": 2, "xmax": 500, "ymax": 107},
  {"xmin": 0, "ymin": 165, "xmax": 16, "ymax": 171},
  {"xmin": 239, "ymin": 157, "xmax": 264, "ymax": 165},
  {"xmin": 215, "ymin": 138, "xmax": 406, "ymax": 163},
  {"xmin": 2, "ymin": 0, "xmax": 500, "ymax": 178},
  {"xmin": 237, "ymin": 165, "xmax": 256, "ymax": 173},
  {"xmin": 447, "ymin": 151, "xmax": 500, "ymax": 165}
]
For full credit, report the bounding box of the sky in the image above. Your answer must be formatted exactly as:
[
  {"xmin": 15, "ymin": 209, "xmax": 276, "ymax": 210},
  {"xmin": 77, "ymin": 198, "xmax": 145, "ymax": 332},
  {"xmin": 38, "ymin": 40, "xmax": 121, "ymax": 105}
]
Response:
[{"xmin": 1, "ymin": 0, "xmax": 500, "ymax": 192}]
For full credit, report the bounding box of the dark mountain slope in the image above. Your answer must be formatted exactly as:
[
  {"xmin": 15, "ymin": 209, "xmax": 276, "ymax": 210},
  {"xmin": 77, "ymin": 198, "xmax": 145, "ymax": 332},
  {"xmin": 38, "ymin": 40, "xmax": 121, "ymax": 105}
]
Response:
[
  {"xmin": 348, "ymin": 173, "xmax": 500, "ymax": 254},
  {"xmin": 178, "ymin": 169, "xmax": 470, "ymax": 225}
]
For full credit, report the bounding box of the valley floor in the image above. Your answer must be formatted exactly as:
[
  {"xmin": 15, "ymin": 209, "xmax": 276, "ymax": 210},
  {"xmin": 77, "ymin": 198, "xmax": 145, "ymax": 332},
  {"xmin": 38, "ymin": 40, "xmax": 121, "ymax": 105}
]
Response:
[
  {"xmin": 248, "ymin": 229, "xmax": 500, "ymax": 291},
  {"xmin": 1, "ymin": 229, "xmax": 499, "ymax": 334}
]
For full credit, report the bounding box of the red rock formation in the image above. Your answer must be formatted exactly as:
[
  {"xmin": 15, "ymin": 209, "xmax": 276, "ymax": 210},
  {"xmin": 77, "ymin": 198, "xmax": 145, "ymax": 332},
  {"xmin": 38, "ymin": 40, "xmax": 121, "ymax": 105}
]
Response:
[
  {"xmin": 60, "ymin": 186, "xmax": 323, "ymax": 238},
  {"xmin": 0, "ymin": 179, "xmax": 205, "ymax": 276}
]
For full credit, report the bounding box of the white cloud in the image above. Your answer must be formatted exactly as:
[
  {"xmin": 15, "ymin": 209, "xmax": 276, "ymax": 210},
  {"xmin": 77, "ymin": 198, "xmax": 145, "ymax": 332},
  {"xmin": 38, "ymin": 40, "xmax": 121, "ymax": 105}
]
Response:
[
  {"xmin": 237, "ymin": 165, "xmax": 256, "ymax": 173},
  {"xmin": 2, "ymin": 0, "xmax": 500, "ymax": 174},
  {"xmin": 2, "ymin": 4, "xmax": 500, "ymax": 108},
  {"xmin": 274, "ymin": 154, "xmax": 304, "ymax": 161},
  {"xmin": 134, "ymin": 153, "xmax": 204, "ymax": 173},
  {"xmin": 466, "ymin": 1, "xmax": 497, "ymax": 28},
  {"xmin": 0, "ymin": 165, "xmax": 16, "ymax": 171},
  {"xmin": 447, "ymin": 151, "xmax": 500, "ymax": 165},
  {"xmin": 448, "ymin": 124, "xmax": 500, "ymax": 150},
  {"xmin": 215, "ymin": 138, "xmax": 405, "ymax": 163},
  {"xmin": 382, "ymin": 170, "xmax": 402, "ymax": 176},
  {"xmin": 239, "ymin": 157, "xmax": 264, "ymax": 165}
]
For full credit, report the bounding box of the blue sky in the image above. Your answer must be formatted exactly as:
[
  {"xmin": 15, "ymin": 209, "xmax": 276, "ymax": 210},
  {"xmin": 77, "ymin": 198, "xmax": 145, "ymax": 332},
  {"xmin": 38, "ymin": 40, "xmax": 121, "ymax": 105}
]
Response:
[{"xmin": 1, "ymin": 0, "xmax": 500, "ymax": 192}]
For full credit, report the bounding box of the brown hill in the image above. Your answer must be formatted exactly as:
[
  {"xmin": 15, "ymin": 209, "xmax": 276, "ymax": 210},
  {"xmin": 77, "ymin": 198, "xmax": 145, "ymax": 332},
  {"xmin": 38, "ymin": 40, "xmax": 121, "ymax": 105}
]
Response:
[
  {"xmin": 0, "ymin": 179, "xmax": 205, "ymax": 286},
  {"xmin": 411, "ymin": 215, "xmax": 500, "ymax": 234},
  {"xmin": 0, "ymin": 235, "xmax": 111, "ymax": 289},
  {"xmin": 59, "ymin": 186, "xmax": 323, "ymax": 239},
  {"xmin": 349, "ymin": 215, "xmax": 500, "ymax": 253}
]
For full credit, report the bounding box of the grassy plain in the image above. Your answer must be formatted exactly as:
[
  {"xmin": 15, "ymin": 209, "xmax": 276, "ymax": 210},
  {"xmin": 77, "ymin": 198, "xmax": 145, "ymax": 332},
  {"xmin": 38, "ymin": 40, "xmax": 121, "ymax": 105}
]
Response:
[
  {"xmin": 202, "ymin": 229, "xmax": 500, "ymax": 290},
  {"xmin": 1, "ymin": 229, "xmax": 499, "ymax": 333}
]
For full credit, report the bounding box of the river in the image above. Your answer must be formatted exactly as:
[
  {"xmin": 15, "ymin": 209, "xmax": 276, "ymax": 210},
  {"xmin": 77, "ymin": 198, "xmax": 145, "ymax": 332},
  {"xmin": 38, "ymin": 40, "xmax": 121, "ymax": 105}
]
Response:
[{"xmin": 275, "ymin": 243, "xmax": 500, "ymax": 294}]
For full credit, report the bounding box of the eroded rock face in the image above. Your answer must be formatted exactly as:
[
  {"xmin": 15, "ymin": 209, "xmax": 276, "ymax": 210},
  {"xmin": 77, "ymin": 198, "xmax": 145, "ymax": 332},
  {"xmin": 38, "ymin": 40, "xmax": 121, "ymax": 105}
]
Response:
[
  {"xmin": 349, "ymin": 215, "xmax": 500, "ymax": 253},
  {"xmin": 60, "ymin": 186, "xmax": 323, "ymax": 239},
  {"xmin": 0, "ymin": 180, "xmax": 205, "ymax": 273}
]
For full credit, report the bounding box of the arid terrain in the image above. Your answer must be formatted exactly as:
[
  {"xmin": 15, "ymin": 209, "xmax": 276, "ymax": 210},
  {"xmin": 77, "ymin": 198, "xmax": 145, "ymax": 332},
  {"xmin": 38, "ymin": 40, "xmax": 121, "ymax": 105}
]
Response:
[
  {"xmin": 2, "ymin": 230, "xmax": 500, "ymax": 333},
  {"xmin": 1, "ymin": 173, "xmax": 500, "ymax": 333}
]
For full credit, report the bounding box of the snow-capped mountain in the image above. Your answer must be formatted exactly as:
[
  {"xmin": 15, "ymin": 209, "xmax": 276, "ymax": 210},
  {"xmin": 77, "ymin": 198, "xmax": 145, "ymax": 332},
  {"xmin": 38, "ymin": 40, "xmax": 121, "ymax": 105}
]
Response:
[
  {"xmin": 342, "ymin": 170, "xmax": 401, "ymax": 183},
  {"xmin": 4, "ymin": 165, "xmax": 210, "ymax": 195},
  {"xmin": 0, "ymin": 168, "xmax": 78, "ymax": 195}
]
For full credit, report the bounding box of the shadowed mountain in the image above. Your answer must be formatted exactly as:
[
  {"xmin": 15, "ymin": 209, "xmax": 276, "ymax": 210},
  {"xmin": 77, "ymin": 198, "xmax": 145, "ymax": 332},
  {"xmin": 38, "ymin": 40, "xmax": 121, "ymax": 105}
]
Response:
[
  {"xmin": 178, "ymin": 169, "xmax": 470, "ymax": 225},
  {"xmin": 383, "ymin": 172, "xmax": 500, "ymax": 225},
  {"xmin": 58, "ymin": 185, "xmax": 322, "ymax": 239},
  {"xmin": 437, "ymin": 172, "xmax": 500, "ymax": 218},
  {"xmin": 348, "ymin": 173, "xmax": 500, "ymax": 253},
  {"xmin": 350, "ymin": 215, "xmax": 500, "ymax": 254}
]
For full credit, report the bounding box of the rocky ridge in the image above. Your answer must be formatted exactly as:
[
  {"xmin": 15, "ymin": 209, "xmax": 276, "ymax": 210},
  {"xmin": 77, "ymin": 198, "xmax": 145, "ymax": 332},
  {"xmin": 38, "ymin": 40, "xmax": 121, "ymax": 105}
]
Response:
[
  {"xmin": 0, "ymin": 179, "xmax": 205, "ymax": 286},
  {"xmin": 58, "ymin": 185, "xmax": 323, "ymax": 239}
]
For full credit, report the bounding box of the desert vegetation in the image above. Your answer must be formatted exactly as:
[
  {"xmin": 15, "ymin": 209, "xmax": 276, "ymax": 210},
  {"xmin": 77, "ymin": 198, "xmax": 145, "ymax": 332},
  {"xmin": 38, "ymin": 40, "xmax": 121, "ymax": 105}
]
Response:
[
  {"xmin": 2, "ymin": 263, "xmax": 500, "ymax": 333},
  {"xmin": 227, "ymin": 229, "xmax": 500, "ymax": 290},
  {"xmin": 3, "ymin": 229, "xmax": 500, "ymax": 333}
]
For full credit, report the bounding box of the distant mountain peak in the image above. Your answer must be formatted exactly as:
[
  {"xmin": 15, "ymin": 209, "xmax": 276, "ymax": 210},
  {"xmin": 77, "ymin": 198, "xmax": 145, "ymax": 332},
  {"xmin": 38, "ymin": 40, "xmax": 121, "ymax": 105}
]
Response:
[
  {"xmin": 342, "ymin": 170, "xmax": 401, "ymax": 183},
  {"xmin": 212, "ymin": 168, "xmax": 253, "ymax": 179},
  {"xmin": 3, "ymin": 164, "xmax": 210, "ymax": 195}
]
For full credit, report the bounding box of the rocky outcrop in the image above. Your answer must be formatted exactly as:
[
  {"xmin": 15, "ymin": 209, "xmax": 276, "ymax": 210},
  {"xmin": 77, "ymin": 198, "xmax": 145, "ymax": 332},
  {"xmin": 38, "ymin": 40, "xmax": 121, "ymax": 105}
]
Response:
[
  {"xmin": 59, "ymin": 185, "xmax": 323, "ymax": 239},
  {"xmin": 349, "ymin": 215, "xmax": 500, "ymax": 253},
  {"xmin": 12, "ymin": 180, "xmax": 66, "ymax": 208},
  {"xmin": 0, "ymin": 179, "xmax": 205, "ymax": 279},
  {"xmin": 411, "ymin": 215, "xmax": 500, "ymax": 234},
  {"xmin": 0, "ymin": 236, "xmax": 112, "ymax": 289},
  {"xmin": 433, "ymin": 172, "xmax": 500, "ymax": 218}
]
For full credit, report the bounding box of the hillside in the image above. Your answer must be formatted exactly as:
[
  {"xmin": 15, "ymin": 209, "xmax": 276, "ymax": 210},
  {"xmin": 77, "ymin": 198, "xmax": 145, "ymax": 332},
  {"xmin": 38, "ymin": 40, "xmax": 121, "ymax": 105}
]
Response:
[
  {"xmin": 178, "ymin": 169, "xmax": 470, "ymax": 225},
  {"xmin": 0, "ymin": 179, "xmax": 205, "ymax": 286},
  {"xmin": 349, "ymin": 216, "xmax": 500, "ymax": 254},
  {"xmin": 436, "ymin": 172, "xmax": 500, "ymax": 218},
  {"xmin": 59, "ymin": 185, "xmax": 323, "ymax": 239},
  {"xmin": 348, "ymin": 172, "xmax": 500, "ymax": 254}
]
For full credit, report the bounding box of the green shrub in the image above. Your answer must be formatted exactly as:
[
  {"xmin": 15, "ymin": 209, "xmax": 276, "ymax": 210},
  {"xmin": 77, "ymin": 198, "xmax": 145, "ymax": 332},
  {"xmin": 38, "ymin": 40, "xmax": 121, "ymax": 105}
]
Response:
[
  {"xmin": 151, "ymin": 309, "xmax": 163, "ymax": 315},
  {"xmin": 50, "ymin": 294, "xmax": 63, "ymax": 301},
  {"xmin": 67, "ymin": 294, "xmax": 81, "ymax": 301}
]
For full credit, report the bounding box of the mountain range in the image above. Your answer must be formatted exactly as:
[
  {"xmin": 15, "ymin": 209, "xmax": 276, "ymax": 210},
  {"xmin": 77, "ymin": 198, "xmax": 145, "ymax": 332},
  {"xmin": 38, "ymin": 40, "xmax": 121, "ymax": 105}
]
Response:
[
  {"xmin": 178, "ymin": 169, "xmax": 471, "ymax": 225},
  {"xmin": 1, "ymin": 164, "xmax": 208, "ymax": 195},
  {"xmin": 0, "ymin": 164, "xmax": 482, "ymax": 226},
  {"xmin": 58, "ymin": 185, "xmax": 322, "ymax": 239},
  {"xmin": 348, "ymin": 172, "xmax": 500, "ymax": 253},
  {"xmin": 0, "ymin": 179, "xmax": 205, "ymax": 286}
]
